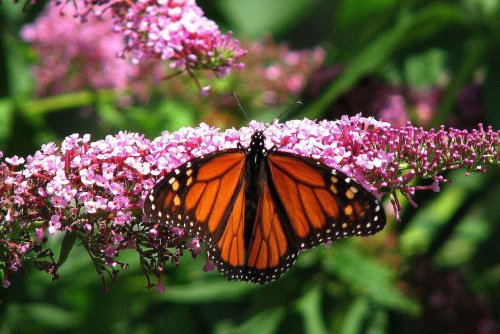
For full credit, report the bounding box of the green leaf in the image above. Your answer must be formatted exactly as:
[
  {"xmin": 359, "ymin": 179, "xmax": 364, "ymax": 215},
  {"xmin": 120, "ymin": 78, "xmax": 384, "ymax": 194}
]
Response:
[
  {"xmin": 323, "ymin": 243, "xmax": 420, "ymax": 316},
  {"xmin": 404, "ymin": 48, "xmax": 446, "ymax": 88},
  {"xmin": 400, "ymin": 171, "xmax": 486, "ymax": 257},
  {"xmin": 0, "ymin": 98, "xmax": 14, "ymax": 146},
  {"xmin": 335, "ymin": 0, "xmax": 397, "ymax": 30},
  {"xmin": 295, "ymin": 286, "xmax": 329, "ymax": 334},
  {"xmin": 432, "ymin": 35, "xmax": 491, "ymax": 127},
  {"xmin": 341, "ymin": 297, "xmax": 370, "ymax": 334},
  {"xmin": 8, "ymin": 303, "xmax": 81, "ymax": 329},
  {"xmin": 156, "ymin": 99, "xmax": 197, "ymax": 132},
  {"xmin": 483, "ymin": 50, "xmax": 500, "ymax": 129},
  {"xmin": 96, "ymin": 100, "xmax": 127, "ymax": 130},
  {"xmin": 2, "ymin": 32, "xmax": 33, "ymax": 97},
  {"xmin": 402, "ymin": 3, "xmax": 468, "ymax": 44},
  {"xmin": 0, "ymin": 241, "xmax": 6, "ymax": 286},
  {"xmin": 20, "ymin": 91, "xmax": 95, "ymax": 117},
  {"xmin": 297, "ymin": 14, "xmax": 412, "ymax": 120},
  {"xmin": 297, "ymin": 3, "xmax": 468, "ymax": 120},
  {"xmin": 365, "ymin": 310, "xmax": 389, "ymax": 334},
  {"xmin": 215, "ymin": 307, "xmax": 285, "ymax": 334},
  {"xmin": 217, "ymin": 0, "xmax": 322, "ymax": 37},
  {"xmin": 156, "ymin": 279, "xmax": 259, "ymax": 303},
  {"xmin": 57, "ymin": 232, "xmax": 77, "ymax": 267}
]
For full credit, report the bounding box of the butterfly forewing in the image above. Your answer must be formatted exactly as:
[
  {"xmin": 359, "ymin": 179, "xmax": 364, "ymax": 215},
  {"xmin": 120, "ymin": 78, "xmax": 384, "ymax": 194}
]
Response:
[{"xmin": 144, "ymin": 150, "xmax": 246, "ymax": 242}]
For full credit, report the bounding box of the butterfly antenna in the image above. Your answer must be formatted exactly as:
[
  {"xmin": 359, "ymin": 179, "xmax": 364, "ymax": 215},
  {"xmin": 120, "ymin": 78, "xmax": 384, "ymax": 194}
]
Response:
[
  {"xmin": 263, "ymin": 100, "xmax": 302, "ymax": 131},
  {"xmin": 231, "ymin": 93, "xmax": 302, "ymax": 131},
  {"xmin": 231, "ymin": 93, "xmax": 251, "ymax": 124},
  {"xmin": 275, "ymin": 101, "xmax": 302, "ymax": 123}
]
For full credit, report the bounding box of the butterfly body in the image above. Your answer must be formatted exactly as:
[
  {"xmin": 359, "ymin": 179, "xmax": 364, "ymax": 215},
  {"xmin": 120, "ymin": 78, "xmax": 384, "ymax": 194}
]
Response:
[{"xmin": 144, "ymin": 130, "xmax": 386, "ymax": 284}]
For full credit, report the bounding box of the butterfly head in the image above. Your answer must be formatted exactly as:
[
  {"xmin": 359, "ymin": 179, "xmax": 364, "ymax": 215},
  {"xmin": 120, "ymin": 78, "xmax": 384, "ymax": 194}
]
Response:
[{"xmin": 248, "ymin": 131, "xmax": 267, "ymax": 157}]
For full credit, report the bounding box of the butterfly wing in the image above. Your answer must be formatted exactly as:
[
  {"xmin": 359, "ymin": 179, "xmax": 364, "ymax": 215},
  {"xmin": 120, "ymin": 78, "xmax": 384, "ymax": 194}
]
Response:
[
  {"xmin": 265, "ymin": 151, "xmax": 386, "ymax": 250},
  {"xmin": 144, "ymin": 150, "xmax": 248, "ymax": 275}
]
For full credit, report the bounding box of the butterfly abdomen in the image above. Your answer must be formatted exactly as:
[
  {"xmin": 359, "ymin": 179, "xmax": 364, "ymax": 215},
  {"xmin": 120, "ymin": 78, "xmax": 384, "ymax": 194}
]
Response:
[{"xmin": 243, "ymin": 131, "xmax": 268, "ymax": 249}]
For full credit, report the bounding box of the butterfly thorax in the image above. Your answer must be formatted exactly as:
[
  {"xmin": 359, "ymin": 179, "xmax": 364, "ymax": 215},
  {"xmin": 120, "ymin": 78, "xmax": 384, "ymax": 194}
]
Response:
[{"xmin": 243, "ymin": 131, "xmax": 268, "ymax": 248}]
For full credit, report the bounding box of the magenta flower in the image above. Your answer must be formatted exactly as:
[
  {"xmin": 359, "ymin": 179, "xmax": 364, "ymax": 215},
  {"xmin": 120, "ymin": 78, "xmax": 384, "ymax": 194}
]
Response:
[
  {"xmin": 0, "ymin": 115, "xmax": 499, "ymax": 290},
  {"xmin": 185, "ymin": 238, "xmax": 202, "ymax": 256}
]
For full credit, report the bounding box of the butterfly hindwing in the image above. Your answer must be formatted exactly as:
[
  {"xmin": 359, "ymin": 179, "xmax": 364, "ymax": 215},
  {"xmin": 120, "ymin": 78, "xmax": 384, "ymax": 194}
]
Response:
[
  {"xmin": 242, "ymin": 180, "xmax": 298, "ymax": 283},
  {"xmin": 205, "ymin": 181, "xmax": 247, "ymax": 280}
]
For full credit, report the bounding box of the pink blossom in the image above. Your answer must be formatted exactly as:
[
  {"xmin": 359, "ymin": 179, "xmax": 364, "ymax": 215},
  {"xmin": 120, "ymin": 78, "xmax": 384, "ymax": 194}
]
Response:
[
  {"xmin": 94, "ymin": 174, "xmax": 109, "ymax": 188},
  {"xmin": 48, "ymin": 215, "xmax": 61, "ymax": 235},
  {"xmin": 35, "ymin": 228, "xmax": 44, "ymax": 243},
  {"xmin": 84, "ymin": 223, "xmax": 93, "ymax": 234},
  {"xmin": 51, "ymin": 196, "xmax": 69, "ymax": 208},
  {"xmin": 379, "ymin": 95, "xmax": 409, "ymax": 128},
  {"xmin": 170, "ymin": 227, "xmax": 187, "ymax": 239},
  {"xmin": 203, "ymin": 262, "xmax": 215, "ymax": 272},
  {"xmin": 84, "ymin": 201, "xmax": 98, "ymax": 213},
  {"xmin": 285, "ymin": 73, "xmax": 305, "ymax": 94},
  {"xmin": 149, "ymin": 228, "xmax": 159, "ymax": 239},
  {"xmin": 102, "ymin": 164, "xmax": 116, "ymax": 180},
  {"xmin": 5, "ymin": 156, "xmax": 25, "ymax": 166},
  {"xmin": 113, "ymin": 211, "xmax": 131, "ymax": 226},
  {"xmin": 62, "ymin": 186, "xmax": 77, "ymax": 202},
  {"xmin": 7, "ymin": 257, "xmax": 21, "ymax": 272},
  {"xmin": 102, "ymin": 245, "xmax": 118, "ymax": 257},
  {"xmin": 186, "ymin": 238, "xmax": 202, "ymax": 256},
  {"xmin": 80, "ymin": 169, "xmax": 96, "ymax": 185},
  {"xmin": 109, "ymin": 182, "xmax": 125, "ymax": 196},
  {"xmin": 156, "ymin": 282, "xmax": 166, "ymax": 292},
  {"xmin": 111, "ymin": 232, "xmax": 125, "ymax": 244}
]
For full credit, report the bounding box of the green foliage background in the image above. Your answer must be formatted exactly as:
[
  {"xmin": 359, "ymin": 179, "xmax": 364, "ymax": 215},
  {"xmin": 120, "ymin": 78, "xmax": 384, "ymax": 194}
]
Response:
[{"xmin": 2, "ymin": 0, "xmax": 500, "ymax": 333}]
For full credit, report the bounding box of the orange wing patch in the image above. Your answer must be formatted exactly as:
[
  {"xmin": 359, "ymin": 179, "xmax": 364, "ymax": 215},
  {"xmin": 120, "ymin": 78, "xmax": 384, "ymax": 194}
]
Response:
[
  {"xmin": 247, "ymin": 183, "xmax": 288, "ymax": 270},
  {"xmin": 207, "ymin": 161, "xmax": 244, "ymax": 233},
  {"xmin": 268, "ymin": 158, "xmax": 311, "ymax": 238},
  {"xmin": 197, "ymin": 153, "xmax": 244, "ymax": 180},
  {"xmin": 297, "ymin": 183, "xmax": 325, "ymax": 229},
  {"xmin": 268, "ymin": 154, "xmax": 348, "ymax": 247},
  {"xmin": 268, "ymin": 155, "xmax": 325, "ymax": 186},
  {"xmin": 216, "ymin": 186, "xmax": 245, "ymax": 267}
]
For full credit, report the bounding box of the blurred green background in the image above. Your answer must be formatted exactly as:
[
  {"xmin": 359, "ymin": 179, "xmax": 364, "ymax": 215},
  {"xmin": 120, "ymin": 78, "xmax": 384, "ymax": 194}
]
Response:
[{"xmin": 2, "ymin": 0, "xmax": 500, "ymax": 333}]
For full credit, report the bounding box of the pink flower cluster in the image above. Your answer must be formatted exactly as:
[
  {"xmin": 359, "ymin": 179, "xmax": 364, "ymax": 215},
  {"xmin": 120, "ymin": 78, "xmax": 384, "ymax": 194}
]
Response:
[
  {"xmin": 20, "ymin": 0, "xmax": 133, "ymax": 96},
  {"xmin": 1, "ymin": 115, "xmax": 499, "ymax": 289},
  {"xmin": 241, "ymin": 37, "xmax": 325, "ymax": 105},
  {"xmin": 116, "ymin": 0, "xmax": 246, "ymax": 77}
]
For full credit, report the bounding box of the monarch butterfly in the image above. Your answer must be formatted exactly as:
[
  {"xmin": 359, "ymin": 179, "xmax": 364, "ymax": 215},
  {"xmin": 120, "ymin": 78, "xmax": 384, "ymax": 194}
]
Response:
[{"xmin": 144, "ymin": 128, "xmax": 386, "ymax": 284}]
